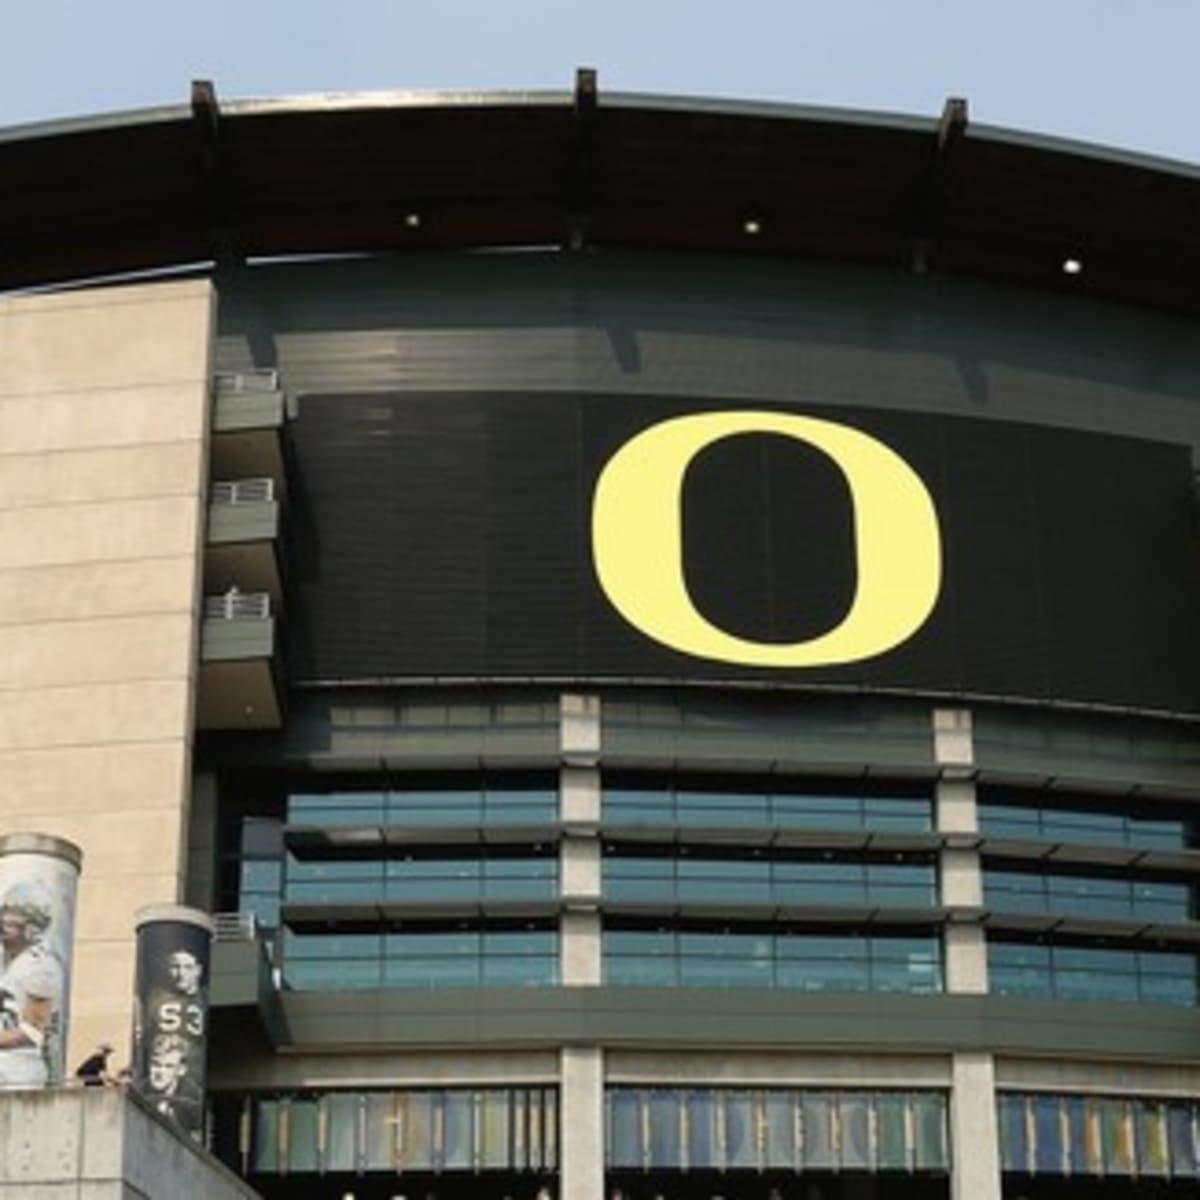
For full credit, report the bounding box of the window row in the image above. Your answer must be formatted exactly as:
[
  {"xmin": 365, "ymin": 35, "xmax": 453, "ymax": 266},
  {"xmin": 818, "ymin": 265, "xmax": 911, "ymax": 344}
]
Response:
[
  {"xmin": 979, "ymin": 790, "xmax": 1194, "ymax": 851},
  {"xmin": 988, "ymin": 940, "xmax": 1198, "ymax": 1006},
  {"xmin": 607, "ymin": 1088, "xmax": 949, "ymax": 1173},
  {"xmin": 603, "ymin": 929, "xmax": 942, "ymax": 993},
  {"xmin": 287, "ymin": 777, "xmax": 558, "ymax": 829},
  {"xmin": 273, "ymin": 848, "xmax": 558, "ymax": 907},
  {"xmin": 232, "ymin": 779, "xmax": 1197, "ymax": 847},
  {"xmin": 282, "ymin": 926, "xmax": 558, "ymax": 991},
  {"xmin": 240, "ymin": 855, "xmax": 1199, "ymax": 938},
  {"xmin": 983, "ymin": 867, "xmax": 1193, "ymax": 923},
  {"xmin": 998, "ymin": 1092, "xmax": 1200, "ymax": 1178},
  {"xmin": 603, "ymin": 775, "xmax": 931, "ymax": 832},
  {"xmin": 604, "ymin": 850, "xmax": 937, "ymax": 908},
  {"xmin": 232, "ymin": 1087, "xmax": 558, "ymax": 1176},
  {"xmin": 275, "ymin": 921, "xmax": 1200, "ymax": 1005}
]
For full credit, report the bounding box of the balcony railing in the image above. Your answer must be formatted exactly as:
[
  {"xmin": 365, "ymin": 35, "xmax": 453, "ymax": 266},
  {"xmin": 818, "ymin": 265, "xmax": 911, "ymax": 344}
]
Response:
[
  {"xmin": 203, "ymin": 590, "xmax": 271, "ymax": 621},
  {"xmin": 212, "ymin": 911, "xmax": 259, "ymax": 942},
  {"xmin": 210, "ymin": 478, "xmax": 275, "ymax": 505},
  {"xmin": 213, "ymin": 368, "xmax": 279, "ymax": 395}
]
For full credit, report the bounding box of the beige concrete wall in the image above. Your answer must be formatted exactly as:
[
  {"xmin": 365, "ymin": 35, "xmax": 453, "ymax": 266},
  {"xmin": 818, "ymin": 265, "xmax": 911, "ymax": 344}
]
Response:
[
  {"xmin": 0, "ymin": 280, "xmax": 214, "ymax": 1074},
  {"xmin": 0, "ymin": 1086, "xmax": 260, "ymax": 1199}
]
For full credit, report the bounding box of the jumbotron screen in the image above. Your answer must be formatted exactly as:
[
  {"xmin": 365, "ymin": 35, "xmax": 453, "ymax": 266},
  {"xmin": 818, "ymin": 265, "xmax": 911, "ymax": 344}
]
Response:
[{"xmin": 287, "ymin": 392, "xmax": 1200, "ymax": 714}]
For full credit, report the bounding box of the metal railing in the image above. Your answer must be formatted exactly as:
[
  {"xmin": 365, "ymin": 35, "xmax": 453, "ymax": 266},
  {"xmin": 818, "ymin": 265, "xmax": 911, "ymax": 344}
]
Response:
[
  {"xmin": 210, "ymin": 478, "xmax": 275, "ymax": 505},
  {"xmin": 213, "ymin": 368, "xmax": 279, "ymax": 395},
  {"xmin": 212, "ymin": 911, "xmax": 259, "ymax": 942},
  {"xmin": 202, "ymin": 590, "xmax": 271, "ymax": 621}
]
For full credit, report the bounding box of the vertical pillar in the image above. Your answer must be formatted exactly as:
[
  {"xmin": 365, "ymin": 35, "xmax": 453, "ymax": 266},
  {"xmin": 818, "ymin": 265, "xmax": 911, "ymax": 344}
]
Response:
[
  {"xmin": 934, "ymin": 709, "xmax": 988, "ymax": 994},
  {"xmin": 559, "ymin": 695, "xmax": 605, "ymax": 1197},
  {"xmin": 561, "ymin": 1045, "xmax": 605, "ymax": 1200},
  {"xmin": 133, "ymin": 905, "xmax": 214, "ymax": 1140},
  {"xmin": 561, "ymin": 696, "xmax": 602, "ymax": 986},
  {"xmin": 935, "ymin": 710, "xmax": 1001, "ymax": 1200},
  {"xmin": 0, "ymin": 832, "xmax": 82, "ymax": 1087},
  {"xmin": 951, "ymin": 1051, "xmax": 1002, "ymax": 1200}
]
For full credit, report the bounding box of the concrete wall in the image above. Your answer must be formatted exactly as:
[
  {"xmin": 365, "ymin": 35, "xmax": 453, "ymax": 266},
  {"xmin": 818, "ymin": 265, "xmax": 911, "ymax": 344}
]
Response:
[
  {"xmin": 0, "ymin": 281, "xmax": 214, "ymax": 1071},
  {"xmin": 0, "ymin": 1086, "xmax": 259, "ymax": 1199}
]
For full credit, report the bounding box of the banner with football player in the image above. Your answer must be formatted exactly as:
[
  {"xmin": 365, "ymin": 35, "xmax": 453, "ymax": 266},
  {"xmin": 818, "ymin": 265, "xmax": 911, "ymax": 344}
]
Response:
[
  {"xmin": 132, "ymin": 906, "xmax": 213, "ymax": 1139},
  {"xmin": 0, "ymin": 833, "xmax": 81, "ymax": 1088}
]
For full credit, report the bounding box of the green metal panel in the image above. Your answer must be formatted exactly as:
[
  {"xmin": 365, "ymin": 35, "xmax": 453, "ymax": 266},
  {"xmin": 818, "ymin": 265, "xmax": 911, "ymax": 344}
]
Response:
[{"xmin": 217, "ymin": 985, "xmax": 1200, "ymax": 1062}]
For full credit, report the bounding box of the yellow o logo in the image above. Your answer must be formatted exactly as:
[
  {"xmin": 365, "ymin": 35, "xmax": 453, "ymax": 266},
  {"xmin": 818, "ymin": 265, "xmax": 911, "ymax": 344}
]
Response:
[{"xmin": 592, "ymin": 411, "xmax": 941, "ymax": 667}]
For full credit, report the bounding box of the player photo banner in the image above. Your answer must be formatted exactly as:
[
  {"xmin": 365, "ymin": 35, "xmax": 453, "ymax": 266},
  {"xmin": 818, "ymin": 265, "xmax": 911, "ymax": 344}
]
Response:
[
  {"xmin": 133, "ymin": 906, "xmax": 214, "ymax": 1139},
  {"xmin": 0, "ymin": 833, "xmax": 81, "ymax": 1089}
]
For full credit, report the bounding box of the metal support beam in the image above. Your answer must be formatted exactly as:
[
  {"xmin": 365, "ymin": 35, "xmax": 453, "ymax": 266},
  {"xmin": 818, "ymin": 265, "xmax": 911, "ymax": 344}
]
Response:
[
  {"xmin": 565, "ymin": 66, "xmax": 599, "ymax": 251},
  {"xmin": 912, "ymin": 95, "xmax": 969, "ymax": 272},
  {"xmin": 191, "ymin": 78, "xmax": 243, "ymax": 267}
]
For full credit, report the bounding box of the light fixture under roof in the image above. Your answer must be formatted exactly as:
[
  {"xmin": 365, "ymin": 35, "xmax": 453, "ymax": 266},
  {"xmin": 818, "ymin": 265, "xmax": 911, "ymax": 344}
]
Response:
[
  {"xmin": 1062, "ymin": 256, "xmax": 1083, "ymax": 275},
  {"xmin": 743, "ymin": 217, "xmax": 762, "ymax": 235},
  {"xmin": 404, "ymin": 212, "xmax": 422, "ymax": 228}
]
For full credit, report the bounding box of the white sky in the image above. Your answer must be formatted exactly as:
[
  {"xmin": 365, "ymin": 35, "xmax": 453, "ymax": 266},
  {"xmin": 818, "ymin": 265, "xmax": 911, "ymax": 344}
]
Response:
[{"xmin": 1, "ymin": 0, "xmax": 1198, "ymax": 165}]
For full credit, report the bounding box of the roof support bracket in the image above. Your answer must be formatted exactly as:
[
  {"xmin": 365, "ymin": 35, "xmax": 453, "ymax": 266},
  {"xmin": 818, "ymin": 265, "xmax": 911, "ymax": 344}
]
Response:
[
  {"xmin": 912, "ymin": 95, "xmax": 969, "ymax": 273},
  {"xmin": 191, "ymin": 78, "xmax": 243, "ymax": 268},
  {"xmin": 565, "ymin": 66, "xmax": 598, "ymax": 251}
]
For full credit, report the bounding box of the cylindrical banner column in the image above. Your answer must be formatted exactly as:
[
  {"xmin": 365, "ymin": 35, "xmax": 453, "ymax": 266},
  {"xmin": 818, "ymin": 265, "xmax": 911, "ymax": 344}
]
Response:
[
  {"xmin": 133, "ymin": 906, "xmax": 214, "ymax": 1137},
  {"xmin": 0, "ymin": 833, "xmax": 82, "ymax": 1088}
]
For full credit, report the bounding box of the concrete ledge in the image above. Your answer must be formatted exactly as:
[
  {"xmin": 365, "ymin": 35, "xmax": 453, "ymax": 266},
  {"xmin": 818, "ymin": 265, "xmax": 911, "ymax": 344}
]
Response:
[{"xmin": 0, "ymin": 1085, "xmax": 260, "ymax": 1198}]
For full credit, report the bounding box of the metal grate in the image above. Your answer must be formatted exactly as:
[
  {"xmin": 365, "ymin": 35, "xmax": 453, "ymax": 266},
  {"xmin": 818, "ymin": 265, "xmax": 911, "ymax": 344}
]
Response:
[
  {"xmin": 212, "ymin": 911, "xmax": 259, "ymax": 942},
  {"xmin": 210, "ymin": 478, "xmax": 275, "ymax": 505},
  {"xmin": 203, "ymin": 590, "xmax": 271, "ymax": 621}
]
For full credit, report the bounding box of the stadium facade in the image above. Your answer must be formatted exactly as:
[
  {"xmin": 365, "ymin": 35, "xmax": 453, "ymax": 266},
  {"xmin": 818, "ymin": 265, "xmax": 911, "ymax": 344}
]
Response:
[{"xmin": 2, "ymin": 74, "xmax": 1200, "ymax": 1199}]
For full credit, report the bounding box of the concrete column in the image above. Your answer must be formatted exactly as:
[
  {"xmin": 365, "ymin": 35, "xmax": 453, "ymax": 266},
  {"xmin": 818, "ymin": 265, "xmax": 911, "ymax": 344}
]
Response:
[
  {"xmin": 561, "ymin": 909, "xmax": 602, "ymax": 985},
  {"xmin": 561, "ymin": 692, "xmax": 601, "ymax": 766},
  {"xmin": 950, "ymin": 1051, "xmax": 1002, "ymax": 1200},
  {"xmin": 561, "ymin": 704, "xmax": 602, "ymax": 986},
  {"xmin": 933, "ymin": 708, "xmax": 988, "ymax": 995},
  {"xmin": 562, "ymin": 763, "xmax": 601, "ymax": 825},
  {"xmin": 561, "ymin": 796, "xmax": 602, "ymax": 985},
  {"xmin": 560, "ymin": 1045, "xmax": 605, "ymax": 1200}
]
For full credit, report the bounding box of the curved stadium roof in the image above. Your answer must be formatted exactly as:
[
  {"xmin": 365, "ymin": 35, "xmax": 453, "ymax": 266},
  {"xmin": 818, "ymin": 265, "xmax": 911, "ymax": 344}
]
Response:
[{"xmin": 2, "ymin": 73, "xmax": 1199, "ymax": 316}]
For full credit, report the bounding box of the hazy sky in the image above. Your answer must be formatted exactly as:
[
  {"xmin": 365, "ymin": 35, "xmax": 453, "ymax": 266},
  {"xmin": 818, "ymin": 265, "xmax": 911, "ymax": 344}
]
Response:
[{"xmin": 2, "ymin": 1, "xmax": 1198, "ymax": 165}]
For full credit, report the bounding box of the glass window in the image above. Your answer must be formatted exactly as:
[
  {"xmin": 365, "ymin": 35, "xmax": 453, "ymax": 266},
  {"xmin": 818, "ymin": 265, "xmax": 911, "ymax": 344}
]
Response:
[
  {"xmin": 603, "ymin": 928, "xmax": 941, "ymax": 993},
  {"xmin": 252, "ymin": 1099, "xmax": 280, "ymax": 1172},
  {"xmin": 290, "ymin": 791, "xmax": 385, "ymax": 827},
  {"xmin": 608, "ymin": 1090, "xmax": 642, "ymax": 1168},
  {"xmin": 839, "ymin": 1092, "xmax": 872, "ymax": 1170},
  {"xmin": 979, "ymin": 790, "xmax": 1191, "ymax": 851},
  {"xmin": 912, "ymin": 1092, "xmax": 949, "ymax": 1170},
  {"xmin": 985, "ymin": 867, "xmax": 1194, "ymax": 923},
  {"xmin": 988, "ymin": 938, "xmax": 1198, "ymax": 1006},
  {"xmin": 324, "ymin": 1093, "xmax": 360, "ymax": 1171},
  {"xmin": 801, "ymin": 1093, "xmax": 835, "ymax": 1169},
  {"xmin": 286, "ymin": 1097, "xmax": 319, "ymax": 1173},
  {"xmin": 283, "ymin": 925, "xmax": 558, "ymax": 991},
  {"xmin": 725, "ymin": 1092, "xmax": 758, "ymax": 1169},
  {"xmin": 763, "ymin": 1091, "xmax": 796, "ymax": 1170},
  {"xmin": 603, "ymin": 849, "xmax": 936, "ymax": 909},
  {"xmin": 875, "ymin": 1093, "xmax": 910, "ymax": 1171},
  {"xmin": 602, "ymin": 774, "xmax": 932, "ymax": 832}
]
